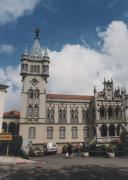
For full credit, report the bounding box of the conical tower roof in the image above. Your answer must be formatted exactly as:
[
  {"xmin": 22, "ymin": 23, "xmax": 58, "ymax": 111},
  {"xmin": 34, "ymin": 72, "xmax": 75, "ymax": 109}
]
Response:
[{"xmin": 31, "ymin": 28, "xmax": 42, "ymax": 57}]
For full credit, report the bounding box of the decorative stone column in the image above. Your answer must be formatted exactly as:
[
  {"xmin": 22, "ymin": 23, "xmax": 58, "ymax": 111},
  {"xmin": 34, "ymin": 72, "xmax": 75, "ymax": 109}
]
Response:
[
  {"xmin": 107, "ymin": 125, "xmax": 109, "ymax": 137},
  {"xmin": 54, "ymin": 104, "xmax": 58, "ymax": 123},
  {"xmin": 96, "ymin": 125, "xmax": 101, "ymax": 139},
  {"xmin": 67, "ymin": 105, "xmax": 70, "ymax": 123}
]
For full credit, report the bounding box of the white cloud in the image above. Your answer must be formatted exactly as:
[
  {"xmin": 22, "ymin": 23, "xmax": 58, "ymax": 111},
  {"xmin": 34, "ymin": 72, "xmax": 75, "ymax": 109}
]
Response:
[
  {"xmin": 48, "ymin": 45, "xmax": 104, "ymax": 95},
  {"xmin": 0, "ymin": 0, "xmax": 40, "ymax": 25},
  {"xmin": 2, "ymin": 20, "xmax": 128, "ymax": 111},
  {"xmin": 0, "ymin": 65, "xmax": 21, "ymax": 111},
  {"xmin": 48, "ymin": 21, "xmax": 128, "ymax": 94},
  {"xmin": 0, "ymin": 44, "xmax": 15, "ymax": 54}
]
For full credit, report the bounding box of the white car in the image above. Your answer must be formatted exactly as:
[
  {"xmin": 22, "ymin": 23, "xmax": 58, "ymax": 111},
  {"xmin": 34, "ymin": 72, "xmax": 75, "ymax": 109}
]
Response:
[{"xmin": 44, "ymin": 142, "xmax": 57, "ymax": 155}]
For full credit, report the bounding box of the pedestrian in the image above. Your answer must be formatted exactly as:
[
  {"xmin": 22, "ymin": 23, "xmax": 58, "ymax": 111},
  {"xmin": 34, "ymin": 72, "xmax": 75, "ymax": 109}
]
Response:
[{"xmin": 67, "ymin": 143, "xmax": 73, "ymax": 159}]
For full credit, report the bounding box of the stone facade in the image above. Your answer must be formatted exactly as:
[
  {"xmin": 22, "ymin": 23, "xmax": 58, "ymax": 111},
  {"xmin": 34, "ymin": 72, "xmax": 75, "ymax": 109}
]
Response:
[
  {"xmin": 18, "ymin": 29, "xmax": 128, "ymax": 146},
  {"xmin": 2, "ymin": 110, "xmax": 20, "ymax": 135},
  {"xmin": 89, "ymin": 78, "xmax": 128, "ymax": 143}
]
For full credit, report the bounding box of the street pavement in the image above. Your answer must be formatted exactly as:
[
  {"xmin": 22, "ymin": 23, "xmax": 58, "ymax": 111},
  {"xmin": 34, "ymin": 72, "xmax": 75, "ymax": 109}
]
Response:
[{"xmin": 1, "ymin": 155, "xmax": 128, "ymax": 180}]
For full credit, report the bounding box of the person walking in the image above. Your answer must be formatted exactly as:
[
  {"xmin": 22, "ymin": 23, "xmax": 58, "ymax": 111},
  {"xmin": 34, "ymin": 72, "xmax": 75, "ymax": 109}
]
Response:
[{"xmin": 67, "ymin": 143, "xmax": 73, "ymax": 159}]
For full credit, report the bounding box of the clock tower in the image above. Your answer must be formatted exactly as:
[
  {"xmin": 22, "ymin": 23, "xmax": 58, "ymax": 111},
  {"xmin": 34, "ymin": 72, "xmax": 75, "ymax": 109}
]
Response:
[
  {"xmin": 104, "ymin": 78, "xmax": 113, "ymax": 100},
  {"xmin": 19, "ymin": 29, "xmax": 50, "ymax": 143}
]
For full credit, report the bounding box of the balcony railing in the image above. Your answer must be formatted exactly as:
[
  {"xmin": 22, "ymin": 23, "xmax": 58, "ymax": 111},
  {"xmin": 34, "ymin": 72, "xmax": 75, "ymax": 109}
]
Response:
[{"xmin": 98, "ymin": 117, "xmax": 125, "ymax": 123}]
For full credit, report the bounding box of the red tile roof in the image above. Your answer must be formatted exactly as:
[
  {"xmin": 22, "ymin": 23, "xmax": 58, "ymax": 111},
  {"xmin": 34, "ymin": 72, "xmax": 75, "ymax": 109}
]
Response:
[
  {"xmin": 47, "ymin": 94, "xmax": 92, "ymax": 100},
  {"xmin": 3, "ymin": 94, "xmax": 92, "ymax": 118},
  {"xmin": 3, "ymin": 110, "xmax": 20, "ymax": 119}
]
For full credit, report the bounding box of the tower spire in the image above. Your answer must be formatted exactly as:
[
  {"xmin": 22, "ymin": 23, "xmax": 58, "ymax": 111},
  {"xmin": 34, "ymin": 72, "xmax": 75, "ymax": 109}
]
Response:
[
  {"xmin": 31, "ymin": 28, "xmax": 42, "ymax": 57},
  {"xmin": 35, "ymin": 28, "xmax": 40, "ymax": 39}
]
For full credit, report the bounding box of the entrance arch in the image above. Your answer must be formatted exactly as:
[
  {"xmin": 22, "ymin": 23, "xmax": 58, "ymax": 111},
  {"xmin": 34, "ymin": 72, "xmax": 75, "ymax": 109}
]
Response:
[
  {"xmin": 109, "ymin": 124, "xmax": 115, "ymax": 136},
  {"xmin": 101, "ymin": 124, "xmax": 107, "ymax": 137},
  {"xmin": 8, "ymin": 122, "xmax": 16, "ymax": 135},
  {"xmin": 2, "ymin": 122, "xmax": 7, "ymax": 133}
]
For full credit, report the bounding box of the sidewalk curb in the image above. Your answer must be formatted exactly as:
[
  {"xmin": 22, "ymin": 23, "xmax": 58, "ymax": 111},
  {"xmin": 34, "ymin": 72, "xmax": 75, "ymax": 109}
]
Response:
[{"xmin": 0, "ymin": 161, "xmax": 46, "ymax": 165}]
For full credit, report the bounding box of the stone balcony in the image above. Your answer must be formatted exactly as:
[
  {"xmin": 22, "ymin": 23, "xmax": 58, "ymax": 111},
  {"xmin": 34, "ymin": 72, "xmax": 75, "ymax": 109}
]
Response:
[{"xmin": 98, "ymin": 117, "xmax": 125, "ymax": 123}]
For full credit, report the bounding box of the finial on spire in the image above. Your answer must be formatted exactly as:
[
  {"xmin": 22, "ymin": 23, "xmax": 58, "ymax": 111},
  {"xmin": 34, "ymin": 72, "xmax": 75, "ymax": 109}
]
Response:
[
  {"xmin": 94, "ymin": 85, "xmax": 97, "ymax": 94},
  {"xmin": 35, "ymin": 28, "xmax": 40, "ymax": 39},
  {"xmin": 124, "ymin": 84, "xmax": 126, "ymax": 94}
]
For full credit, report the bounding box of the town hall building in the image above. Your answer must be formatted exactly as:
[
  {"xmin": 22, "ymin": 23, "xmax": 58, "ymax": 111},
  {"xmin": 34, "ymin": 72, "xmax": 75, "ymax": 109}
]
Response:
[{"xmin": 1, "ymin": 29, "xmax": 128, "ymax": 148}]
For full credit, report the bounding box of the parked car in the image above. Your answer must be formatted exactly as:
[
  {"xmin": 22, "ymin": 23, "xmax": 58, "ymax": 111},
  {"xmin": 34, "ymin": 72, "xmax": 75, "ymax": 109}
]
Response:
[
  {"xmin": 29, "ymin": 147, "xmax": 44, "ymax": 157},
  {"xmin": 44, "ymin": 142, "xmax": 57, "ymax": 155}
]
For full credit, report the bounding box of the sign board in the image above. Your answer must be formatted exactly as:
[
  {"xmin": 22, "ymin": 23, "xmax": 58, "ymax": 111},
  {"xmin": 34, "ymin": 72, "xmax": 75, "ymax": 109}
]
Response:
[{"xmin": 0, "ymin": 134, "xmax": 12, "ymax": 141}]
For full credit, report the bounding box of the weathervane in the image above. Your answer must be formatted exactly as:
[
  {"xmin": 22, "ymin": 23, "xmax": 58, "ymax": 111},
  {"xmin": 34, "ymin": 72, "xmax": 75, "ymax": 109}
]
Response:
[{"xmin": 35, "ymin": 28, "xmax": 40, "ymax": 39}]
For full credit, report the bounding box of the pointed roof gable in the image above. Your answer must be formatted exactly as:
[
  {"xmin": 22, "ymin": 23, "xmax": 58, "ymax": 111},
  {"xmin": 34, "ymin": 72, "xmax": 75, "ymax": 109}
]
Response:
[{"xmin": 30, "ymin": 28, "xmax": 42, "ymax": 57}]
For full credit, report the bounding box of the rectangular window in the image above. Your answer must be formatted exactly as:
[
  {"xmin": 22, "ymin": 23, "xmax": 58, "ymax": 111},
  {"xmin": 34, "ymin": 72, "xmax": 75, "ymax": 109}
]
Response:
[
  {"xmin": 59, "ymin": 127, "xmax": 66, "ymax": 139},
  {"xmin": 72, "ymin": 127, "xmax": 78, "ymax": 139},
  {"xmin": 47, "ymin": 127, "xmax": 53, "ymax": 139},
  {"xmin": 58, "ymin": 110, "xmax": 67, "ymax": 123},
  {"xmin": 47, "ymin": 110, "xmax": 54, "ymax": 123},
  {"xmin": 28, "ymin": 127, "xmax": 36, "ymax": 139},
  {"xmin": 70, "ymin": 110, "xmax": 78, "ymax": 123}
]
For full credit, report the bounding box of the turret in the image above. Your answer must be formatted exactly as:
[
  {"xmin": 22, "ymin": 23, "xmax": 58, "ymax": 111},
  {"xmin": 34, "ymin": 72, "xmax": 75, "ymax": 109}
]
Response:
[
  {"xmin": 94, "ymin": 85, "xmax": 97, "ymax": 95},
  {"xmin": 42, "ymin": 48, "xmax": 50, "ymax": 78},
  {"xmin": 20, "ymin": 28, "xmax": 50, "ymax": 82}
]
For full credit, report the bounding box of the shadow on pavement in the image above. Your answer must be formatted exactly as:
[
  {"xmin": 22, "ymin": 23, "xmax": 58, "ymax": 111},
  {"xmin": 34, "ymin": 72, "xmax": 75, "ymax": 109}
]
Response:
[{"xmin": 1, "ymin": 165, "xmax": 128, "ymax": 180}]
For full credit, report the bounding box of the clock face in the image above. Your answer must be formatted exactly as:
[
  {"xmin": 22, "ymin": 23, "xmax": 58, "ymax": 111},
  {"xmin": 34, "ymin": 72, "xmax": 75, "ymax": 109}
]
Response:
[
  {"xmin": 107, "ymin": 85, "xmax": 111, "ymax": 91},
  {"xmin": 30, "ymin": 78, "xmax": 39, "ymax": 86}
]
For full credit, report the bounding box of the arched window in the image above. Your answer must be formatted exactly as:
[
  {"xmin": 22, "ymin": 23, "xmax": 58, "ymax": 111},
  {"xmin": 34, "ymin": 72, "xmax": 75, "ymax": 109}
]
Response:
[
  {"xmin": 93, "ymin": 126, "xmax": 96, "ymax": 136},
  {"xmin": 58, "ymin": 109, "xmax": 67, "ymax": 123},
  {"xmin": 109, "ymin": 124, "xmax": 115, "ymax": 136},
  {"xmin": 72, "ymin": 127, "xmax": 78, "ymax": 139},
  {"xmin": 8, "ymin": 122, "xmax": 16, "ymax": 135},
  {"xmin": 47, "ymin": 109, "xmax": 54, "ymax": 123},
  {"xmin": 2, "ymin": 122, "xmax": 7, "ymax": 133},
  {"xmin": 21, "ymin": 63, "xmax": 28, "ymax": 72},
  {"xmin": 28, "ymin": 89, "xmax": 33, "ymax": 99},
  {"xmin": 101, "ymin": 124, "xmax": 107, "ymax": 137},
  {"xmin": 33, "ymin": 89, "xmax": 39, "ymax": 99},
  {"xmin": 28, "ymin": 89, "xmax": 39, "ymax": 99},
  {"xmin": 34, "ymin": 106, "xmax": 39, "ymax": 117},
  {"xmin": 108, "ymin": 106, "xmax": 113, "ymax": 117},
  {"xmin": 47, "ymin": 127, "xmax": 53, "ymax": 139},
  {"xmin": 29, "ymin": 127, "xmax": 36, "ymax": 139},
  {"xmin": 115, "ymin": 107, "xmax": 119, "ymax": 117},
  {"xmin": 37, "ymin": 65, "xmax": 40, "ymax": 73},
  {"xmin": 70, "ymin": 109, "xmax": 78, "ymax": 123},
  {"xmin": 24, "ymin": 64, "xmax": 28, "ymax": 71},
  {"xmin": 117, "ymin": 124, "xmax": 122, "ymax": 136},
  {"xmin": 33, "ymin": 65, "xmax": 36, "ymax": 72},
  {"xmin": 42, "ymin": 65, "xmax": 49, "ymax": 74},
  {"xmin": 27, "ymin": 106, "xmax": 33, "ymax": 117},
  {"xmin": 59, "ymin": 127, "xmax": 66, "ymax": 139},
  {"xmin": 100, "ymin": 106, "xmax": 105, "ymax": 117},
  {"xmin": 30, "ymin": 65, "xmax": 34, "ymax": 72}
]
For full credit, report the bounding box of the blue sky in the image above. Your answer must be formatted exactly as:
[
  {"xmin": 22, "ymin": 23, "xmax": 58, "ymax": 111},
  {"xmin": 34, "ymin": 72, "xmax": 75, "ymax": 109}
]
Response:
[
  {"xmin": 1, "ymin": 0, "xmax": 128, "ymax": 110},
  {"xmin": 1, "ymin": 0, "xmax": 128, "ymax": 67}
]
